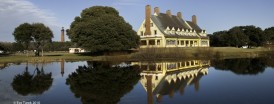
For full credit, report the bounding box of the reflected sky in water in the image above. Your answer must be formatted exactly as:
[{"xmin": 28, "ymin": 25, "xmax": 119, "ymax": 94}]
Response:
[{"xmin": 0, "ymin": 58, "xmax": 274, "ymax": 104}]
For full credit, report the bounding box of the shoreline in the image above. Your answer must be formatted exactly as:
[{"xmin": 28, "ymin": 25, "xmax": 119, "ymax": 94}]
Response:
[{"xmin": 0, "ymin": 47, "xmax": 272, "ymax": 63}]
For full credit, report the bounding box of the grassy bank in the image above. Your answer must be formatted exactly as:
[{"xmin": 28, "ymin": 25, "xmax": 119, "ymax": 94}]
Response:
[
  {"xmin": 0, "ymin": 52, "xmax": 130, "ymax": 63},
  {"xmin": 0, "ymin": 47, "xmax": 271, "ymax": 63},
  {"xmin": 130, "ymin": 47, "xmax": 270, "ymax": 61}
]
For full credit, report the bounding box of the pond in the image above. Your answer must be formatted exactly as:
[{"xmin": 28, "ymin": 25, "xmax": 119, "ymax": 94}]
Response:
[{"xmin": 0, "ymin": 58, "xmax": 274, "ymax": 104}]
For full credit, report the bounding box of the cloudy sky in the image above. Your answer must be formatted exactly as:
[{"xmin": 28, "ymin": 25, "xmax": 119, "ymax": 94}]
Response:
[{"xmin": 0, "ymin": 0, "xmax": 274, "ymax": 42}]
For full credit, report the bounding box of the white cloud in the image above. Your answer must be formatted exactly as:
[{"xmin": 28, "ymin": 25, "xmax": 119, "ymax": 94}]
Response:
[{"xmin": 0, "ymin": 0, "xmax": 60, "ymax": 42}]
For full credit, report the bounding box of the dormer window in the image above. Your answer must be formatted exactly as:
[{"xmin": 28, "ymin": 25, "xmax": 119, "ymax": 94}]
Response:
[
  {"xmin": 165, "ymin": 30, "xmax": 170, "ymax": 34},
  {"xmin": 165, "ymin": 26, "xmax": 171, "ymax": 34},
  {"xmin": 171, "ymin": 27, "xmax": 176, "ymax": 34},
  {"xmin": 172, "ymin": 30, "xmax": 175, "ymax": 34},
  {"xmin": 176, "ymin": 28, "xmax": 181, "ymax": 35},
  {"xmin": 140, "ymin": 31, "xmax": 144, "ymax": 36},
  {"xmin": 176, "ymin": 31, "xmax": 180, "ymax": 35}
]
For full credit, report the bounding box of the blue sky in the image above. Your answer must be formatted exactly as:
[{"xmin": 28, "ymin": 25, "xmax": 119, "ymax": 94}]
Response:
[{"xmin": 0, "ymin": 0, "xmax": 274, "ymax": 42}]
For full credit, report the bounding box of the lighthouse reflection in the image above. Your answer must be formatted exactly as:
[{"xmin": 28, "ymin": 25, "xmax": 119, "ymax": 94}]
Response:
[{"xmin": 132, "ymin": 60, "xmax": 210, "ymax": 104}]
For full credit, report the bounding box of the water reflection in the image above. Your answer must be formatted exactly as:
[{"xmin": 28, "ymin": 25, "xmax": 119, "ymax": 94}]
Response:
[
  {"xmin": 0, "ymin": 63, "xmax": 9, "ymax": 70},
  {"xmin": 11, "ymin": 63, "xmax": 53, "ymax": 96},
  {"xmin": 61, "ymin": 59, "xmax": 65, "ymax": 77},
  {"xmin": 132, "ymin": 60, "xmax": 210, "ymax": 104},
  {"xmin": 211, "ymin": 58, "xmax": 267, "ymax": 75},
  {"xmin": 66, "ymin": 61, "xmax": 141, "ymax": 104}
]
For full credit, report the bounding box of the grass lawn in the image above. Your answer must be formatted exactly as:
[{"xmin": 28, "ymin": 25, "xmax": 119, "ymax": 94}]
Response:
[{"xmin": 0, "ymin": 52, "xmax": 98, "ymax": 63}]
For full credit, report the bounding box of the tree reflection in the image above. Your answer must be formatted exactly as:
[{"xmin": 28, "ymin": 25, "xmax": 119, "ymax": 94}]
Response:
[
  {"xmin": 66, "ymin": 61, "xmax": 141, "ymax": 104},
  {"xmin": 0, "ymin": 63, "xmax": 8, "ymax": 70},
  {"xmin": 211, "ymin": 58, "xmax": 267, "ymax": 75},
  {"xmin": 11, "ymin": 64, "xmax": 53, "ymax": 96}
]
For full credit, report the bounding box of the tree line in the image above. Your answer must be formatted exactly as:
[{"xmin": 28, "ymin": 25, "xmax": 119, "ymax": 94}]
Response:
[
  {"xmin": 5, "ymin": 6, "xmax": 273, "ymax": 56},
  {"xmin": 0, "ymin": 41, "xmax": 74, "ymax": 53},
  {"xmin": 209, "ymin": 26, "xmax": 274, "ymax": 47},
  {"xmin": 6, "ymin": 6, "xmax": 139, "ymax": 56}
]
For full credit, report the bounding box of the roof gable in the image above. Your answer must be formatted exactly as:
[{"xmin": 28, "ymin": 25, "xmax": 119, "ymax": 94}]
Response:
[
  {"xmin": 151, "ymin": 13, "xmax": 204, "ymax": 34},
  {"xmin": 152, "ymin": 13, "xmax": 190, "ymax": 30}
]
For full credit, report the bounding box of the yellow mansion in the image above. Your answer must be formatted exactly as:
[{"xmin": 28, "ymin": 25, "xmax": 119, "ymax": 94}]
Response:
[{"xmin": 137, "ymin": 5, "xmax": 210, "ymax": 48}]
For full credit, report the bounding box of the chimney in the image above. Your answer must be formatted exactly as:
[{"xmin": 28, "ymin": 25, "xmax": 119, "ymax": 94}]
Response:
[
  {"xmin": 177, "ymin": 12, "xmax": 182, "ymax": 19},
  {"xmin": 166, "ymin": 10, "xmax": 171, "ymax": 17},
  {"xmin": 144, "ymin": 5, "xmax": 151, "ymax": 35},
  {"xmin": 154, "ymin": 7, "xmax": 160, "ymax": 15},
  {"xmin": 192, "ymin": 15, "xmax": 197, "ymax": 24},
  {"xmin": 61, "ymin": 27, "xmax": 65, "ymax": 42}
]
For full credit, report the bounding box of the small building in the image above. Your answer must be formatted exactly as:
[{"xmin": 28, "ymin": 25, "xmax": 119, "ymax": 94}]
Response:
[
  {"xmin": 69, "ymin": 48, "xmax": 86, "ymax": 53},
  {"xmin": 137, "ymin": 5, "xmax": 210, "ymax": 48}
]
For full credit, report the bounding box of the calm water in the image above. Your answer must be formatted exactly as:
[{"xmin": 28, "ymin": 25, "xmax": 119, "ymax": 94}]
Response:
[{"xmin": 0, "ymin": 58, "xmax": 274, "ymax": 104}]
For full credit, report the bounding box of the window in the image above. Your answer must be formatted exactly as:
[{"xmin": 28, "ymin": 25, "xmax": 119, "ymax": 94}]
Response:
[
  {"xmin": 157, "ymin": 40, "xmax": 160, "ymax": 45},
  {"xmin": 141, "ymin": 40, "xmax": 147, "ymax": 45},
  {"xmin": 182, "ymin": 62, "xmax": 186, "ymax": 67},
  {"xmin": 201, "ymin": 41, "xmax": 208, "ymax": 46},
  {"xmin": 140, "ymin": 31, "xmax": 144, "ymax": 36},
  {"xmin": 195, "ymin": 61, "xmax": 199, "ymax": 65},
  {"xmin": 150, "ymin": 23, "xmax": 153, "ymax": 27},
  {"xmin": 167, "ymin": 63, "xmax": 176, "ymax": 70},
  {"xmin": 166, "ymin": 40, "xmax": 176, "ymax": 45},
  {"xmin": 172, "ymin": 30, "xmax": 175, "ymax": 34},
  {"xmin": 149, "ymin": 40, "xmax": 155, "ymax": 45},
  {"xmin": 181, "ymin": 40, "xmax": 185, "ymax": 45},
  {"xmin": 157, "ymin": 65, "xmax": 162, "ymax": 71},
  {"xmin": 154, "ymin": 30, "xmax": 157, "ymax": 35},
  {"xmin": 190, "ymin": 41, "xmax": 194, "ymax": 47},
  {"xmin": 186, "ymin": 62, "xmax": 190, "ymax": 66},
  {"xmin": 191, "ymin": 61, "xmax": 194, "ymax": 66},
  {"xmin": 166, "ymin": 30, "xmax": 170, "ymax": 34}
]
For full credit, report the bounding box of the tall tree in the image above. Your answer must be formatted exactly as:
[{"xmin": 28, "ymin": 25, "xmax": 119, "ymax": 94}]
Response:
[
  {"xmin": 13, "ymin": 23, "xmax": 53, "ymax": 56},
  {"xmin": 239, "ymin": 25, "xmax": 265, "ymax": 46},
  {"xmin": 264, "ymin": 27, "xmax": 274, "ymax": 43},
  {"xmin": 228, "ymin": 27, "xmax": 249, "ymax": 47},
  {"xmin": 209, "ymin": 31, "xmax": 229, "ymax": 47},
  {"xmin": 32, "ymin": 23, "xmax": 54, "ymax": 56},
  {"xmin": 67, "ymin": 6, "xmax": 140, "ymax": 53},
  {"xmin": 0, "ymin": 43, "xmax": 4, "ymax": 51},
  {"xmin": 13, "ymin": 23, "xmax": 33, "ymax": 55},
  {"xmin": 210, "ymin": 25, "xmax": 268, "ymax": 47}
]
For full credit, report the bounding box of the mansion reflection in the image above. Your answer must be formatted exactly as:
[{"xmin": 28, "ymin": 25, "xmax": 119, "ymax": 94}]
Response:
[{"xmin": 132, "ymin": 60, "xmax": 210, "ymax": 104}]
